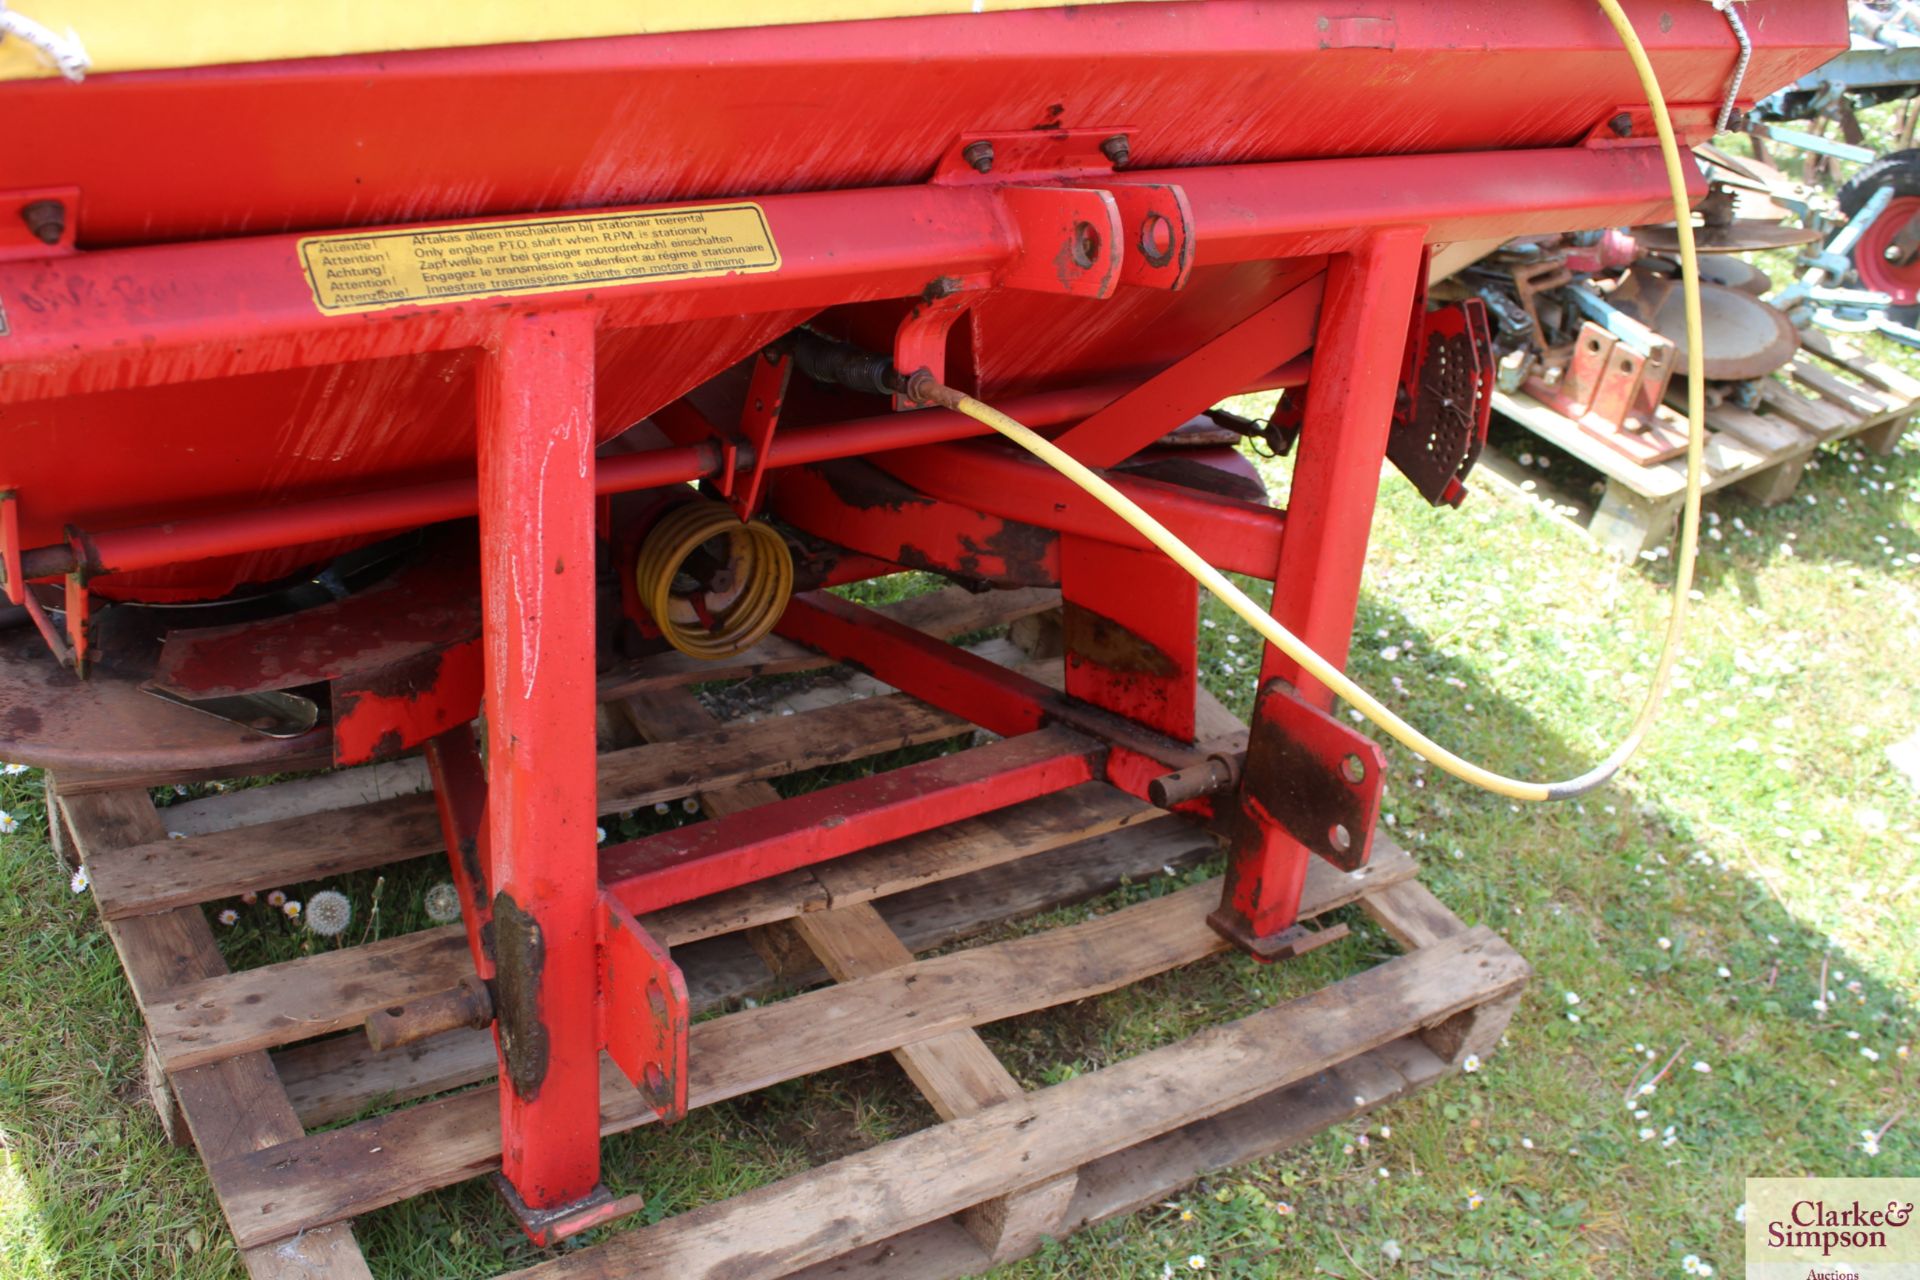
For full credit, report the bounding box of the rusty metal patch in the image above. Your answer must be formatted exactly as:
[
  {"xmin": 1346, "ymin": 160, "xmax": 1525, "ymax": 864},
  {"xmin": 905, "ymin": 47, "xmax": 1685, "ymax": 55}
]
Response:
[
  {"xmin": 1062, "ymin": 601, "xmax": 1179, "ymax": 677},
  {"xmin": 490, "ymin": 891, "xmax": 549, "ymax": 1101}
]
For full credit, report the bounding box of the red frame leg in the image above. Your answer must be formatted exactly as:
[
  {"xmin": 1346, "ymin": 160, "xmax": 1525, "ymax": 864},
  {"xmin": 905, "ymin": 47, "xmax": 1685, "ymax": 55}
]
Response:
[
  {"xmin": 476, "ymin": 309, "xmax": 606, "ymax": 1215},
  {"xmin": 1218, "ymin": 229, "xmax": 1425, "ymax": 952}
]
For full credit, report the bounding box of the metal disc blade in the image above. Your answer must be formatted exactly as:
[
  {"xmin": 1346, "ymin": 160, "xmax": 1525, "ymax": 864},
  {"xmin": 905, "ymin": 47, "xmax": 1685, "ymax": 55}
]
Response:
[
  {"xmin": 1648, "ymin": 281, "xmax": 1800, "ymax": 380},
  {"xmin": 1695, "ymin": 255, "xmax": 1772, "ymax": 296},
  {"xmin": 1636, "ymin": 220, "xmax": 1823, "ymax": 254}
]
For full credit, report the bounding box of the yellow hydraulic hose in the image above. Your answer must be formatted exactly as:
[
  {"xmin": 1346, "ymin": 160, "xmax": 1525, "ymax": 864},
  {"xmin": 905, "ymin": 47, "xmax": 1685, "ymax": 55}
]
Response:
[{"xmin": 908, "ymin": 0, "xmax": 1705, "ymax": 801}]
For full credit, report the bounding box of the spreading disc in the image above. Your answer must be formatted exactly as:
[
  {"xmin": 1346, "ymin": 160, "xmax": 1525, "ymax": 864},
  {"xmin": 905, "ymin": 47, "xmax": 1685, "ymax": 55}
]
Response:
[
  {"xmin": 1694, "ymin": 255, "xmax": 1772, "ymax": 296},
  {"xmin": 1648, "ymin": 280, "xmax": 1800, "ymax": 380},
  {"xmin": 1636, "ymin": 219, "xmax": 1822, "ymax": 255}
]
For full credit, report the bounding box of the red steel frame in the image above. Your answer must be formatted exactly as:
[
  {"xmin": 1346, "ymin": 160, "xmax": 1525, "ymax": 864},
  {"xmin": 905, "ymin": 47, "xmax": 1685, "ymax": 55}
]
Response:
[{"xmin": 0, "ymin": 43, "xmax": 1773, "ymax": 1229}]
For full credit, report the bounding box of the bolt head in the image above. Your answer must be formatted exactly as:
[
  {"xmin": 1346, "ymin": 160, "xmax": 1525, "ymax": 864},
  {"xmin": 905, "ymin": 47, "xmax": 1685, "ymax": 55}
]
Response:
[
  {"xmin": 1608, "ymin": 112, "xmax": 1634, "ymax": 138},
  {"xmin": 20, "ymin": 199, "xmax": 64, "ymax": 246},
  {"xmin": 1100, "ymin": 134, "xmax": 1132, "ymax": 168},
  {"xmin": 962, "ymin": 140, "xmax": 995, "ymax": 174}
]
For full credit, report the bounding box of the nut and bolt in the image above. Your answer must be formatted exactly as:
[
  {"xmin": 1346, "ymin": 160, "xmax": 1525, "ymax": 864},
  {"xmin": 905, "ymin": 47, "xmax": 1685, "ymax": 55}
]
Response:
[
  {"xmin": 963, "ymin": 140, "xmax": 996, "ymax": 174},
  {"xmin": 1608, "ymin": 112, "xmax": 1634, "ymax": 138},
  {"xmin": 21, "ymin": 199, "xmax": 65, "ymax": 246},
  {"xmin": 1100, "ymin": 134, "xmax": 1131, "ymax": 168}
]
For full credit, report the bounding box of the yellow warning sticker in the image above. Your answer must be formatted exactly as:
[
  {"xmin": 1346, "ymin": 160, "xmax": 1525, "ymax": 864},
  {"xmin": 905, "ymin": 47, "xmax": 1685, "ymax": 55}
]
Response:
[{"xmin": 297, "ymin": 204, "xmax": 781, "ymax": 314}]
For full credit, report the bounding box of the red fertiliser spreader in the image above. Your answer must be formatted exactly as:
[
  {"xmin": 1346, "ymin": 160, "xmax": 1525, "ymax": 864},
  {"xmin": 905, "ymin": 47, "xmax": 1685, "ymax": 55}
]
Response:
[{"xmin": 0, "ymin": 3, "xmax": 1840, "ymax": 1275}]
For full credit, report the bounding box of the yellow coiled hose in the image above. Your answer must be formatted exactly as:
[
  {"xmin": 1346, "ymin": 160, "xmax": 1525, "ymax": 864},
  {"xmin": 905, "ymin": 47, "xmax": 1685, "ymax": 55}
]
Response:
[
  {"xmin": 636, "ymin": 499, "xmax": 795, "ymax": 660},
  {"xmin": 907, "ymin": 0, "xmax": 1704, "ymax": 802}
]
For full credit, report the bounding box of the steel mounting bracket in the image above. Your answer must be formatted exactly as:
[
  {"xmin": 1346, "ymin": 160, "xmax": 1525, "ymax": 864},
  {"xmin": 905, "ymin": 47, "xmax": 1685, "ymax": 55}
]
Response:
[
  {"xmin": 599, "ymin": 892, "xmax": 690, "ymax": 1125},
  {"xmin": 1237, "ymin": 680, "xmax": 1387, "ymax": 873}
]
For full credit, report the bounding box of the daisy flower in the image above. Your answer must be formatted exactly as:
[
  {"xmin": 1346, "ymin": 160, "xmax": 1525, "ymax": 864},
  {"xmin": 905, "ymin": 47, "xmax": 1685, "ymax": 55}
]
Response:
[{"xmin": 217, "ymin": 908, "xmax": 238, "ymax": 927}]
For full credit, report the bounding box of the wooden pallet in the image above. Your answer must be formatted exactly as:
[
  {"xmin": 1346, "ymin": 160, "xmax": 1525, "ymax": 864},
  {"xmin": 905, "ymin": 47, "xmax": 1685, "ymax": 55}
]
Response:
[
  {"xmin": 57, "ymin": 586, "xmax": 1527, "ymax": 1280},
  {"xmin": 1490, "ymin": 331, "xmax": 1918, "ymax": 558}
]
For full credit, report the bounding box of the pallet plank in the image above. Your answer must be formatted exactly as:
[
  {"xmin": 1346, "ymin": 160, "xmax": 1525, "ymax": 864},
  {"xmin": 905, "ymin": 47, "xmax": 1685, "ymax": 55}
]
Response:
[
  {"xmin": 1801, "ymin": 329, "xmax": 1920, "ymax": 401},
  {"xmin": 213, "ymin": 848, "xmax": 1411, "ymax": 1249},
  {"xmin": 1789, "ymin": 356, "xmax": 1890, "ymax": 422},
  {"xmin": 215, "ymin": 877, "xmax": 1233, "ymax": 1246},
  {"xmin": 270, "ymin": 807, "xmax": 1245, "ymax": 1127},
  {"xmin": 1703, "ymin": 402, "xmax": 1813, "ymax": 456},
  {"xmin": 1757, "ymin": 378, "xmax": 1856, "ymax": 437},
  {"xmin": 55, "ymin": 750, "xmax": 341, "ymax": 798},
  {"xmin": 89, "ymin": 692, "xmax": 971, "ymax": 920},
  {"xmin": 152, "ymin": 782, "xmax": 1154, "ymax": 1072},
  {"xmin": 62, "ymin": 790, "xmax": 374, "ymax": 1280},
  {"xmin": 802, "ymin": 781, "xmax": 1154, "ymax": 913},
  {"xmin": 160, "ymin": 758, "xmax": 433, "ymax": 839},
  {"xmin": 502, "ymin": 927, "xmax": 1527, "ymax": 1280},
  {"xmin": 790, "ymin": 901, "xmax": 1078, "ymax": 1260},
  {"xmin": 1363, "ymin": 879, "xmax": 1524, "ymax": 1066},
  {"xmin": 783, "ymin": 1036, "xmax": 1447, "ymax": 1280}
]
